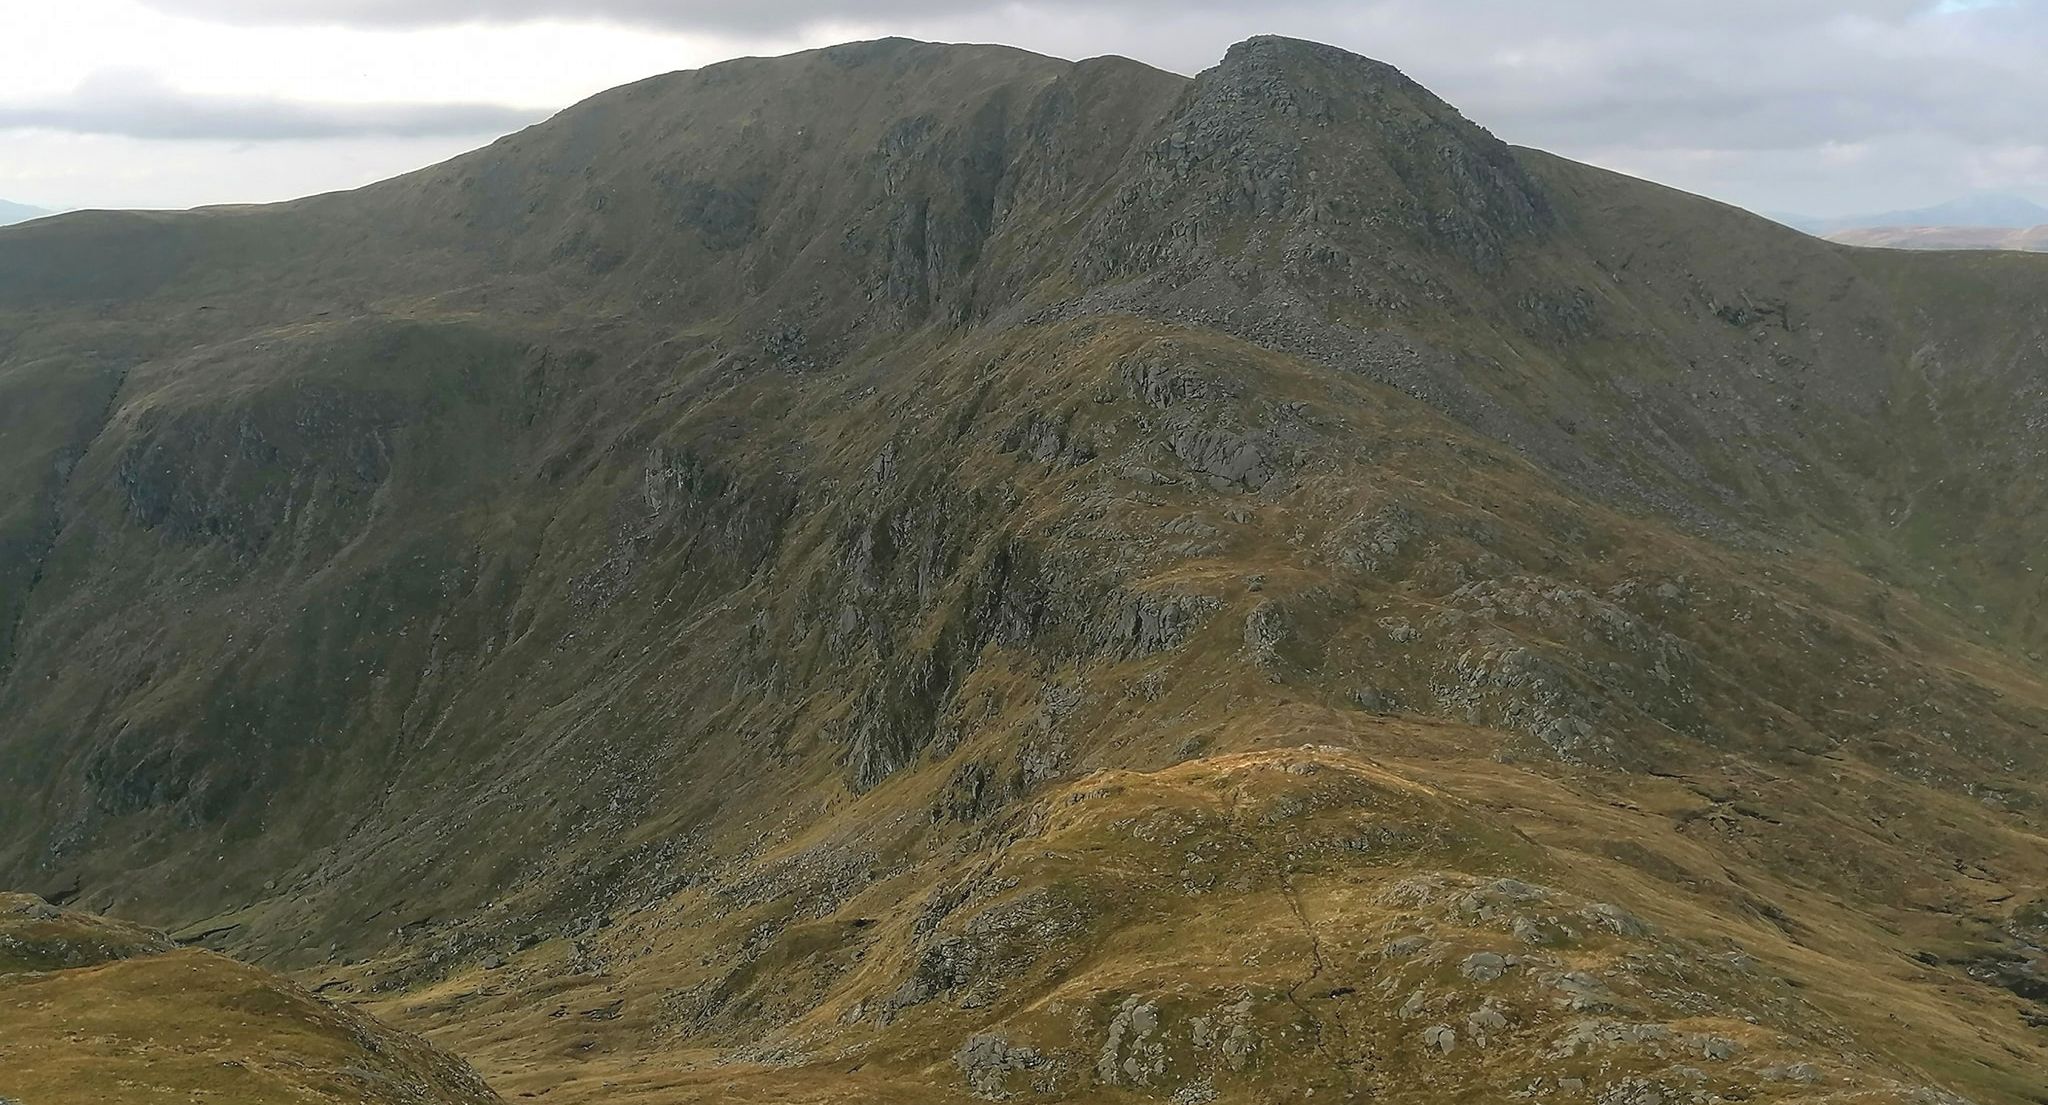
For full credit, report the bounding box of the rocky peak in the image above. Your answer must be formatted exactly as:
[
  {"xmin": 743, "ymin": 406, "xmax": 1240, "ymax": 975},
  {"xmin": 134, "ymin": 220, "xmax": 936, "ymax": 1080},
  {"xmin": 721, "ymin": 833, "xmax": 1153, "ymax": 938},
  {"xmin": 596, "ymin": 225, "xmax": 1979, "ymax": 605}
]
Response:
[
  {"xmin": 1210, "ymin": 34, "xmax": 1421, "ymax": 113},
  {"xmin": 1075, "ymin": 35, "xmax": 1551, "ymax": 293},
  {"xmin": 1189, "ymin": 35, "xmax": 1552, "ymax": 262}
]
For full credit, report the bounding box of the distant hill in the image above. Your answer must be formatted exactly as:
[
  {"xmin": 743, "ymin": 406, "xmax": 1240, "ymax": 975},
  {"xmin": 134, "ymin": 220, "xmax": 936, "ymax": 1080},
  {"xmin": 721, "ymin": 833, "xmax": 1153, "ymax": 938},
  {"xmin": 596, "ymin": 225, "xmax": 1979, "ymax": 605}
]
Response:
[
  {"xmin": 1778, "ymin": 193, "xmax": 2048, "ymax": 235},
  {"xmin": 0, "ymin": 199, "xmax": 51, "ymax": 227},
  {"xmin": 1827, "ymin": 223, "xmax": 2048, "ymax": 252}
]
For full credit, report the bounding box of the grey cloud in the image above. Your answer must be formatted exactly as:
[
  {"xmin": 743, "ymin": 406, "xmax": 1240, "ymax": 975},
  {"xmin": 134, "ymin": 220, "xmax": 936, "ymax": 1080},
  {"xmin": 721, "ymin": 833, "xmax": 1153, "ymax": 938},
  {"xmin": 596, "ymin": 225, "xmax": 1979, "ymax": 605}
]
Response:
[
  {"xmin": 128, "ymin": 0, "xmax": 2048, "ymax": 214},
  {"xmin": 132, "ymin": 0, "xmax": 2043, "ymax": 149},
  {"xmin": 0, "ymin": 71, "xmax": 545, "ymax": 141},
  {"xmin": 897, "ymin": 0, "xmax": 2048, "ymax": 212},
  {"xmin": 229, "ymin": 0, "xmax": 2020, "ymax": 158},
  {"xmin": 136, "ymin": 0, "xmax": 1939, "ymax": 37},
  {"xmin": 142, "ymin": 0, "xmax": 1307, "ymax": 34}
]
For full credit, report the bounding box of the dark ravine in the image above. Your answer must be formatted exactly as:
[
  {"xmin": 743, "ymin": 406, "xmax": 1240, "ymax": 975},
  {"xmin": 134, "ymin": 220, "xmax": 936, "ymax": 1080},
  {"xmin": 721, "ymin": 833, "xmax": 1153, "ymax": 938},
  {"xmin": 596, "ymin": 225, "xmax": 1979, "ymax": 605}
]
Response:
[{"xmin": 2, "ymin": 34, "xmax": 2047, "ymax": 1105}]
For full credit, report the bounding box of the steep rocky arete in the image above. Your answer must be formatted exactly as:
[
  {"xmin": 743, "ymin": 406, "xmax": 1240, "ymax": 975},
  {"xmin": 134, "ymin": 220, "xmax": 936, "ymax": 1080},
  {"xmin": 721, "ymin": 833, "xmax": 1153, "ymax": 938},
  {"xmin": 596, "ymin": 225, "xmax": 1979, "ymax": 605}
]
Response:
[{"xmin": 2, "ymin": 34, "xmax": 2046, "ymax": 1105}]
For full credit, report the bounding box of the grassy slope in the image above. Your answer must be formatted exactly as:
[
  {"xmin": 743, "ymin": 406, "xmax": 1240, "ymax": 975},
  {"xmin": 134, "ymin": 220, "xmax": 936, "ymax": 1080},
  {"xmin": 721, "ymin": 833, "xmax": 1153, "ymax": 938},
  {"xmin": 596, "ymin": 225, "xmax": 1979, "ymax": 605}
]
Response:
[{"xmin": 0, "ymin": 893, "xmax": 501, "ymax": 1104}]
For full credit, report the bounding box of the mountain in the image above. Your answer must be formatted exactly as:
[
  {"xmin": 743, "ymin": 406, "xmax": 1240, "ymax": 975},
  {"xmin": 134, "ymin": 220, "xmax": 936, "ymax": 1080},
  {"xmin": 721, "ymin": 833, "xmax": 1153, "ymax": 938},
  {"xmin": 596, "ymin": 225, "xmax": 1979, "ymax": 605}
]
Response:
[
  {"xmin": 0, "ymin": 199, "xmax": 51, "ymax": 227},
  {"xmin": 1780, "ymin": 192, "xmax": 2048, "ymax": 235},
  {"xmin": 3, "ymin": 35, "xmax": 2048, "ymax": 1105},
  {"xmin": 1827, "ymin": 224, "xmax": 2048, "ymax": 252}
]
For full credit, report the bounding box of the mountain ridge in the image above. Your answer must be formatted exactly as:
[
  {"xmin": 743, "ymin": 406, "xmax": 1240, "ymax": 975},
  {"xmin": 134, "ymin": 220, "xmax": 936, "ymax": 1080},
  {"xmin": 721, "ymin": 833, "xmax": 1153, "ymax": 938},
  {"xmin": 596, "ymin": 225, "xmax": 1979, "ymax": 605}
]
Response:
[
  {"xmin": 3, "ymin": 35, "xmax": 2047, "ymax": 1105},
  {"xmin": 1825, "ymin": 223, "xmax": 2048, "ymax": 252},
  {"xmin": 0, "ymin": 198, "xmax": 50, "ymax": 226},
  {"xmin": 1777, "ymin": 192, "xmax": 2048, "ymax": 234}
]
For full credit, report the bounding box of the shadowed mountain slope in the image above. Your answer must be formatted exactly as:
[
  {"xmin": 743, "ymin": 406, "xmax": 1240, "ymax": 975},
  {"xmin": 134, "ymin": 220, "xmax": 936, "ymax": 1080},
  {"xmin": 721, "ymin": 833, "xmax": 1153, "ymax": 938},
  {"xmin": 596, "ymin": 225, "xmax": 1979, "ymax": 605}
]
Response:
[{"xmin": 2, "ymin": 36, "xmax": 2047, "ymax": 1105}]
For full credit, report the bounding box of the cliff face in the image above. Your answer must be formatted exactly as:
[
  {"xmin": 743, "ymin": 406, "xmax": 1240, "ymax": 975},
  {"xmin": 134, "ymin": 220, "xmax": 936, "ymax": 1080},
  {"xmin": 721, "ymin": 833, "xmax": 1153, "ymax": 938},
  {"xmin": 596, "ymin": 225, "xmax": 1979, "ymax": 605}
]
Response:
[{"xmin": 2, "ymin": 36, "xmax": 2047, "ymax": 1105}]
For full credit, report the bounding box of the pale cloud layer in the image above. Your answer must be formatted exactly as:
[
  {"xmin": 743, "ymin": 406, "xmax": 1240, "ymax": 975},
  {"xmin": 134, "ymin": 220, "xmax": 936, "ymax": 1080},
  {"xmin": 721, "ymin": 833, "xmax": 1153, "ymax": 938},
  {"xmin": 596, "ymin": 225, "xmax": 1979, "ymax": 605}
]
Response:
[
  {"xmin": 1, "ymin": 0, "xmax": 2043, "ymax": 217},
  {"xmin": 0, "ymin": 71, "xmax": 543, "ymax": 140},
  {"xmin": 0, "ymin": 131, "xmax": 513, "ymax": 211}
]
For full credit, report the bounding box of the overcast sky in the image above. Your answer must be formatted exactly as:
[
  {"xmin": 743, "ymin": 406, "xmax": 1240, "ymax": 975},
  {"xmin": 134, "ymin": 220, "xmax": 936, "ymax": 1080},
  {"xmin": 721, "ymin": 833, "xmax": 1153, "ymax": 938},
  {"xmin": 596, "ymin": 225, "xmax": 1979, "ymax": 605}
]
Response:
[{"xmin": 1, "ymin": 0, "xmax": 2043, "ymax": 217}]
